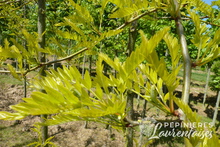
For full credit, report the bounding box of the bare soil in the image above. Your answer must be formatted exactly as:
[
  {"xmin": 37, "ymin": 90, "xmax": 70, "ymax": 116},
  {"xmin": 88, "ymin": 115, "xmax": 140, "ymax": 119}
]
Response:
[
  {"xmin": 0, "ymin": 76, "xmax": 219, "ymax": 147},
  {"xmin": 0, "ymin": 83, "xmax": 125, "ymax": 147}
]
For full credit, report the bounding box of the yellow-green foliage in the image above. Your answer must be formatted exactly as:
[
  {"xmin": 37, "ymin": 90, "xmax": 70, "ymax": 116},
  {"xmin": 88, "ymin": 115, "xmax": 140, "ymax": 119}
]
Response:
[{"xmin": 0, "ymin": 0, "xmax": 220, "ymax": 146}]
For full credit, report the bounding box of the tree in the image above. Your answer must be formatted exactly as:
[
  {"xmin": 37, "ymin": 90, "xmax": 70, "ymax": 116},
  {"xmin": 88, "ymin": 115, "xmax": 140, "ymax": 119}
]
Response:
[
  {"xmin": 37, "ymin": 0, "xmax": 48, "ymax": 145},
  {"xmin": 212, "ymin": 91, "xmax": 220, "ymax": 126},
  {"xmin": 203, "ymin": 62, "xmax": 212, "ymax": 105},
  {"xmin": 210, "ymin": 60, "xmax": 220, "ymax": 94},
  {"xmin": 0, "ymin": 0, "xmax": 220, "ymax": 146},
  {"xmin": 126, "ymin": 10, "xmax": 138, "ymax": 147}
]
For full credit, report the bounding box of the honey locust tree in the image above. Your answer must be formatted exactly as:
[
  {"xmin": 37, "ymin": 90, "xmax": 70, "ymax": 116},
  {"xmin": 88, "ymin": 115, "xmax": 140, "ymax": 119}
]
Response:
[{"xmin": 0, "ymin": 0, "xmax": 220, "ymax": 146}]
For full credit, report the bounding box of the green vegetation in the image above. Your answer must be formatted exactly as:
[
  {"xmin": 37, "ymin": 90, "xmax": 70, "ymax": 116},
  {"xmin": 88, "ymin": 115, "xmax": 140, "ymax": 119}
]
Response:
[
  {"xmin": 0, "ymin": 123, "xmax": 37, "ymax": 146},
  {"xmin": 210, "ymin": 61, "xmax": 220, "ymax": 92},
  {"xmin": 0, "ymin": 0, "xmax": 220, "ymax": 146},
  {"xmin": 0, "ymin": 74, "xmax": 22, "ymax": 85},
  {"xmin": 178, "ymin": 70, "xmax": 210, "ymax": 83},
  {"xmin": 200, "ymin": 115, "xmax": 213, "ymax": 123},
  {"xmin": 191, "ymin": 72, "xmax": 208, "ymax": 83}
]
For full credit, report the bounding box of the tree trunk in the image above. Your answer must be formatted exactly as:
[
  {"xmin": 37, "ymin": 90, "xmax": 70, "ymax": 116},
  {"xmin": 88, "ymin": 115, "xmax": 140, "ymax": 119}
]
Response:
[
  {"xmin": 82, "ymin": 55, "xmax": 88, "ymax": 128},
  {"xmin": 126, "ymin": 18, "xmax": 138, "ymax": 147},
  {"xmin": 38, "ymin": 0, "xmax": 48, "ymax": 146},
  {"xmin": 173, "ymin": 1, "xmax": 191, "ymax": 146},
  {"xmin": 203, "ymin": 64, "xmax": 211, "ymax": 106},
  {"xmin": 141, "ymin": 99, "xmax": 147, "ymax": 118},
  {"xmin": 82, "ymin": 55, "xmax": 86, "ymax": 77},
  {"xmin": 126, "ymin": 91, "xmax": 135, "ymax": 147},
  {"xmin": 212, "ymin": 91, "xmax": 220, "ymax": 126},
  {"xmin": 23, "ymin": 2, "xmax": 28, "ymax": 98},
  {"xmin": 173, "ymin": 0, "xmax": 191, "ymax": 105}
]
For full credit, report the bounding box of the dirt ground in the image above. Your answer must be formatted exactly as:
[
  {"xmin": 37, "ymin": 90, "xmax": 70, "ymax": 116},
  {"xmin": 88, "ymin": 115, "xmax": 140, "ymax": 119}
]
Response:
[
  {"xmin": 0, "ymin": 83, "xmax": 125, "ymax": 147},
  {"xmin": 0, "ymin": 78, "xmax": 219, "ymax": 147}
]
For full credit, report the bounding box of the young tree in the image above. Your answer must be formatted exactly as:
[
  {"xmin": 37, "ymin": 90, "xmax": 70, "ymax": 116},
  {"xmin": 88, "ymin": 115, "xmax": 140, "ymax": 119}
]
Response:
[
  {"xmin": 0, "ymin": 0, "xmax": 220, "ymax": 146},
  {"xmin": 203, "ymin": 62, "xmax": 212, "ymax": 105},
  {"xmin": 126, "ymin": 14, "xmax": 138, "ymax": 147},
  {"xmin": 37, "ymin": 0, "xmax": 48, "ymax": 145},
  {"xmin": 210, "ymin": 60, "xmax": 220, "ymax": 94},
  {"xmin": 212, "ymin": 91, "xmax": 220, "ymax": 126}
]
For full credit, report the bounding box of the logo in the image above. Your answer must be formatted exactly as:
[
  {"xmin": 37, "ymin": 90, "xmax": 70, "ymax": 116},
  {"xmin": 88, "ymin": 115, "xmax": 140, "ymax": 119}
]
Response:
[{"xmin": 139, "ymin": 118, "xmax": 213, "ymax": 140}]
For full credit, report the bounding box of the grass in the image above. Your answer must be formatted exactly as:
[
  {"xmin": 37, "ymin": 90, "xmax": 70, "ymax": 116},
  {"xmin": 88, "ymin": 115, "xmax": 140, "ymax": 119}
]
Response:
[
  {"xmin": 0, "ymin": 74, "xmax": 23, "ymax": 85},
  {"xmin": 191, "ymin": 72, "xmax": 208, "ymax": 83},
  {"xmin": 0, "ymin": 122, "xmax": 37, "ymax": 147},
  {"xmin": 178, "ymin": 69, "xmax": 209, "ymax": 83},
  {"xmin": 0, "ymin": 67, "xmax": 209, "ymax": 86},
  {"xmin": 200, "ymin": 115, "xmax": 213, "ymax": 123}
]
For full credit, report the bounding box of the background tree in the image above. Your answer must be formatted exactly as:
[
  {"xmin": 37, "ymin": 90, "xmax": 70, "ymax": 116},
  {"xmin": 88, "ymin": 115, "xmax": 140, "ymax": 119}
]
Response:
[{"xmin": 209, "ymin": 60, "xmax": 220, "ymax": 95}]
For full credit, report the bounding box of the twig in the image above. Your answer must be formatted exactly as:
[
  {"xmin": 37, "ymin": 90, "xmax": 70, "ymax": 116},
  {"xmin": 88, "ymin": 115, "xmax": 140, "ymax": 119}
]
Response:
[
  {"xmin": 0, "ymin": 47, "xmax": 88, "ymax": 75},
  {"xmin": 0, "ymin": 0, "xmax": 20, "ymax": 3},
  {"xmin": 0, "ymin": 0, "xmax": 21, "ymax": 6},
  {"xmin": 0, "ymin": 70, "xmax": 21, "ymax": 74},
  {"xmin": 23, "ymin": 47, "xmax": 88, "ymax": 75},
  {"xmin": 12, "ymin": 1, "xmax": 32, "ymax": 11},
  {"xmin": 125, "ymin": 117, "xmax": 181, "ymax": 127},
  {"xmin": 116, "ymin": 8, "xmax": 158, "ymax": 30},
  {"xmin": 182, "ymin": 14, "xmax": 220, "ymax": 27},
  {"xmin": 115, "ymin": 8, "xmax": 213, "ymax": 31},
  {"xmin": 156, "ymin": 16, "xmax": 209, "ymax": 20},
  {"xmin": 200, "ymin": 20, "xmax": 220, "ymax": 27}
]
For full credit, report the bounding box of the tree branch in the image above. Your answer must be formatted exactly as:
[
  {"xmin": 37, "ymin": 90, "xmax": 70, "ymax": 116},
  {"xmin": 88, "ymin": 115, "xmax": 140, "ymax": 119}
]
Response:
[
  {"xmin": 0, "ymin": 0, "xmax": 21, "ymax": 6},
  {"xmin": 116, "ymin": 8, "xmax": 158, "ymax": 30},
  {"xmin": 182, "ymin": 14, "xmax": 220, "ymax": 27},
  {"xmin": 156, "ymin": 16, "xmax": 209, "ymax": 20},
  {"xmin": 0, "ymin": 47, "xmax": 88, "ymax": 75},
  {"xmin": 200, "ymin": 20, "xmax": 220, "ymax": 27},
  {"xmin": 0, "ymin": 0, "xmax": 20, "ymax": 3},
  {"xmin": 0, "ymin": 70, "xmax": 21, "ymax": 74},
  {"xmin": 24, "ymin": 47, "xmax": 88, "ymax": 75},
  {"xmin": 115, "ymin": 8, "xmax": 210, "ymax": 31},
  {"xmin": 125, "ymin": 117, "xmax": 181, "ymax": 127},
  {"xmin": 12, "ymin": 1, "xmax": 32, "ymax": 11}
]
